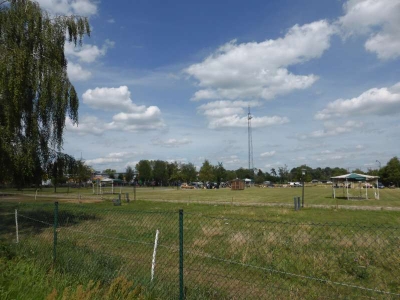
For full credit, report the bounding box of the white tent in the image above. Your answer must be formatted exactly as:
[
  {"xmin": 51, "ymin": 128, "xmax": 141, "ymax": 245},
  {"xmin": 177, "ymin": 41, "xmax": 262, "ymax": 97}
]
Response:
[
  {"xmin": 331, "ymin": 173, "xmax": 379, "ymax": 200},
  {"xmin": 100, "ymin": 178, "xmax": 113, "ymax": 183},
  {"xmin": 244, "ymin": 178, "xmax": 254, "ymax": 188}
]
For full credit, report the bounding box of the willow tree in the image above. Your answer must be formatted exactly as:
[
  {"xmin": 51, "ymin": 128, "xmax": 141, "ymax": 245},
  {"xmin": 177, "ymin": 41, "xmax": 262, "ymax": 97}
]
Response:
[{"xmin": 0, "ymin": 0, "xmax": 90, "ymax": 186}]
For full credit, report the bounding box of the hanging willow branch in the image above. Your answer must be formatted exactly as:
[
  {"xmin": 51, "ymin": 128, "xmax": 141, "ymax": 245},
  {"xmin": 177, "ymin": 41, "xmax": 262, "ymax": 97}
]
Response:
[{"xmin": 0, "ymin": 0, "xmax": 90, "ymax": 185}]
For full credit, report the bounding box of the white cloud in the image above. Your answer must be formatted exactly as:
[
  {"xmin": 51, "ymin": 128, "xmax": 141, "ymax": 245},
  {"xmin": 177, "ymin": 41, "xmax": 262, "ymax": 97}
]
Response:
[
  {"xmin": 152, "ymin": 138, "xmax": 192, "ymax": 148},
  {"xmin": 315, "ymin": 155, "xmax": 345, "ymax": 162},
  {"xmin": 185, "ymin": 20, "xmax": 335, "ymax": 101},
  {"xmin": 315, "ymin": 82, "xmax": 400, "ymax": 120},
  {"xmin": 111, "ymin": 106, "xmax": 166, "ymax": 132},
  {"xmin": 208, "ymin": 115, "xmax": 289, "ymax": 129},
  {"xmin": 67, "ymin": 62, "xmax": 92, "ymax": 81},
  {"xmin": 82, "ymin": 86, "xmax": 147, "ymax": 112},
  {"xmin": 260, "ymin": 151, "xmax": 276, "ymax": 157},
  {"xmin": 198, "ymin": 100, "xmax": 261, "ymax": 118},
  {"xmin": 65, "ymin": 40, "xmax": 115, "ymax": 63},
  {"xmin": 217, "ymin": 155, "xmax": 242, "ymax": 166},
  {"xmin": 299, "ymin": 120, "xmax": 363, "ymax": 139},
  {"xmin": 86, "ymin": 157, "xmax": 122, "ymax": 165},
  {"xmin": 320, "ymin": 150, "xmax": 332, "ymax": 154},
  {"xmin": 71, "ymin": 0, "xmax": 97, "ymax": 16},
  {"xmin": 166, "ymin": 158, "xmax": 188, "ymax": 164},
  {"xmin": 197, "ymin": 100, "xmax": 288, "ymax": 129},
  {"xmin": 36, "ymin": 0, "xmax": 97, "ymax": 16},
  {"xmin": 66, "ymin": 116, "xmax": 108, "ymax": 136},
  {"xmin": 339, "ymin": 0, "xmax": 400, "ymax": 60},
  {"xmin": 107, "ymin": 18, "xmax": 115, "ymax": 24},
  {"xmin": 68, "ymin": 86, "xmax": 166, "ymax": 134},
  {"xmin": 107, "ymin": 152, "xmax": 131, "ymax": 158},
  {"xmin": 86, "ymin": 152, "xmax": 139, "ymax": 167},
  {"xmin": 79, "ymin": 151, "xmax": 148, "ymax": 171}
]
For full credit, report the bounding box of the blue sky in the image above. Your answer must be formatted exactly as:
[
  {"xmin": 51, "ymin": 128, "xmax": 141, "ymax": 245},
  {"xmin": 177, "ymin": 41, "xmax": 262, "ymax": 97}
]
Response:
[{"xmin": 38, "ymin": 0, "xmax": 400, "ymax": 172}]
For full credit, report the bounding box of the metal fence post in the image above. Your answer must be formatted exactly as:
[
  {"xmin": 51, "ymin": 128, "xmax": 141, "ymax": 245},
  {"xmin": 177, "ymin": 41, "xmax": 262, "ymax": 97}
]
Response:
[
  {"xmin": 179, "ymin": 209, "xmax": 184, "ymax": 300},
  {"xmin": 53, "ymin": 201, "xmax": 59, "ymax": 264},
  {"xmin": 15, "ymin": 209, "xmax": 19, "ymax": 243},
  {"xmin": 298, "ymin": 197, "xmax": 301, "ymax": 210}
]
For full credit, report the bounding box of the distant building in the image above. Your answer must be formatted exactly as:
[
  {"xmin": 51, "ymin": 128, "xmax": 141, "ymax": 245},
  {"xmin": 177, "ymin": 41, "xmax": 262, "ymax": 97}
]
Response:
[{"xmin": 231, "ymin": 179, "xmax": 245, "ymax": 190}]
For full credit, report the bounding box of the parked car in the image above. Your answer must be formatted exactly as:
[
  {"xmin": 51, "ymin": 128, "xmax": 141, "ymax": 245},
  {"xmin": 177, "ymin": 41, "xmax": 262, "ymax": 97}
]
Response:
[{"xmin": 377, "ymin": 183, "xmax": 385, "ymax": 189}]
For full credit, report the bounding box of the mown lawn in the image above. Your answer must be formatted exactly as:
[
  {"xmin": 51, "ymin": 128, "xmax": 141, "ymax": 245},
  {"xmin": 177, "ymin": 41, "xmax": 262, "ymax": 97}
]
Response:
[{"xmin": 4, "ymin": 184, "xmax": 400, "ymax": 208}]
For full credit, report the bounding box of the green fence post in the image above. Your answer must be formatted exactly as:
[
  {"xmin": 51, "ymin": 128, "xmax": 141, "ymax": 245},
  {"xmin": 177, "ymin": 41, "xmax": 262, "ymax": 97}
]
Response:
[
  {"xmin": 53, "ymin": 201, "xmax": 59, "ymax": 264},
  {"xmin": 179, "ymin": 209, "xmax": 184, "ymax": 300}
]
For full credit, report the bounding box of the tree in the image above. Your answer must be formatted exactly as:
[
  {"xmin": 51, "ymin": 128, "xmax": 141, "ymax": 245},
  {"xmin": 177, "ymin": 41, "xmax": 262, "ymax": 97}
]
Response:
[
  {"xmin": 153, "ymin": 160, "xmax": 168, "ymax": 186},
  {"xmin": 352, "ymin": 168, "xmax": 365, "ymax": 174},
  {"xmin": 331, "ymin": 167, "xmax": 347, "ymax": 177},
  {"xmin": 225, "ymin": 170, "xmax": 237, "ymax": 181},
  {"xmin": 381, "ymin": 157, "xmax": 400, "ymax": 186},
  {"xmin": 213, "ymin": 162, "xmax": 227, "ymax": 185},
  {"xmin": 47, "ymin": 152, "xmax": 77, "ymax": 192},
  {"xmin": 254, "ymin": 169, "xmax": 265, "ymax": 184},
  {"xmin": 118, "ymin": 173, "xmax": 124, "ymax": 181},
  {"xmin": 75, "ymin": 160, "xmax": 92, "ymax": 186},
  {"xmin": 289, "ymin": 165, "xmax": 312, "ymax": 182},
  {"xmin": 125, "ymin": 166, "xmax": 134, "ymax": 183},
  {"xmin": 278, "ymin": 165, "xmax": 289, "ymax": 183},
  {"xmin": 199, "ymin": 160, "xmax": 214, "ymax": 182},
  {"xmin": 167, "ymin": 161, "xmax": 181, "ymax": 184},
  {"xmin": 136, "ymin": 160, "xmax": 152, "ymax": 184},
  {"xmin": 0, "ymin": 0, "xmax": 90, "ymax": 185},
  {"xmin": 103, "ymin": 169, "xmax": 116, "ymax": 179},
  {"xmin": 180, "ymin": 163, "xmax": 197, "ymax": 183},
  {"xmin": 366, "ymin": 168, "xmax": 379, "ymax": 176},
  {"xmin": 236, "ymin": 167, "xmax": 252, "ymax": 179},
  {"xmin": 264, "ymin": 171, "xmax": 275, "ymax": 183}
]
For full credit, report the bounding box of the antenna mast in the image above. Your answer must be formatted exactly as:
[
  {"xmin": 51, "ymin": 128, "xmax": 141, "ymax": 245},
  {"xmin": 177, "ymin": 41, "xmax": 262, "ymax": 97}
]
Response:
[{"xmin": 248, "ymin": 106, "xmax": 254, "ymax": 172}]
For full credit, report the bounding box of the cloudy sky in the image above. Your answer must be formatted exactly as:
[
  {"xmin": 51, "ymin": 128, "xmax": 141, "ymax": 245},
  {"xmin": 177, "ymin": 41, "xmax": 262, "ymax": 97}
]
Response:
[{"xmin": 39, "ymin": 0, "xmax": 400, "ymax": 172}]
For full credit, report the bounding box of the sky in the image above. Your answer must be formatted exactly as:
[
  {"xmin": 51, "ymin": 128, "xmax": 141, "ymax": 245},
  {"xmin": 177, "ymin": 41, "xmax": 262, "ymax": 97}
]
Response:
[{"xmin": 37, "ymin": 0, "xmax": 400, "ymax": 173}]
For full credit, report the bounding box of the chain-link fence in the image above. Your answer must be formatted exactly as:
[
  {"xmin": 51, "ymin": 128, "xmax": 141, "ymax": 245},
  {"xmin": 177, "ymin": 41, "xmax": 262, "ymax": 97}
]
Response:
[{"xmin": 1, "ymin": 202, "xmax": 399, "ymax": 299}]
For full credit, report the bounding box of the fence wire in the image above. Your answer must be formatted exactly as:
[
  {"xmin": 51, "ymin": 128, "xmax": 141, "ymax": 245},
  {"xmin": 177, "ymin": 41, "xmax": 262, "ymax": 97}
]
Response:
[{"xmin": 0, "ymin": 202, "xmax": 399, "ymax": 299}]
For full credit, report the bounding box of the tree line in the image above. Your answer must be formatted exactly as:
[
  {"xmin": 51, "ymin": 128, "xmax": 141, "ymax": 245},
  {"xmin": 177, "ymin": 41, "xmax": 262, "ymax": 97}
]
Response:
[{"xmin": 121, "ymin": 157, "xmax": 400, "ymax": 187}]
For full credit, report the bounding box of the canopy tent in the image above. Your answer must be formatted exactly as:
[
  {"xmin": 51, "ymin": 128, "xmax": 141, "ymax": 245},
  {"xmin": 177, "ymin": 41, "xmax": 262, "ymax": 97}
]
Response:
[
  {"xmin": 330, "ymin": 173, "xmax": 380, "ymax": 200},
  {"xmin": 100, "ymin": 178, "xmax": 113, "ymax": 183},
  {"xmin": 244, "ymin": 178, "xmax": 254, "ymax": 187},
  {"xmin": 111, "ymin": 179, "xmax": 124, "ymax": 184}
]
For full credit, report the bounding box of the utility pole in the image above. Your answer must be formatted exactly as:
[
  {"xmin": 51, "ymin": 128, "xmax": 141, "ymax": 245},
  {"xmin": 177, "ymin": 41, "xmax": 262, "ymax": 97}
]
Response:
[{"xmin": 248, "ymin": 106, "xmax": 253, "ymax": 173}]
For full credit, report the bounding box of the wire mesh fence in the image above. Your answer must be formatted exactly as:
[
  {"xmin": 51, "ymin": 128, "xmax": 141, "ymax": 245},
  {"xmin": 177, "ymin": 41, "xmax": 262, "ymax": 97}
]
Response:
[{"xmin": 1, "ymin": 202, "xmax": 399, "ymax": 299}]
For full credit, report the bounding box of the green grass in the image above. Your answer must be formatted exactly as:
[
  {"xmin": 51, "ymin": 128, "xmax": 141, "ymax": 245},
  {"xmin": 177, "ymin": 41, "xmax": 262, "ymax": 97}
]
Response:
[
  {"xmin": 0, "ymin": 258, "xmax": 147, "ymax": 299},
  {"xmin": 1, "ymin": 198, "xmax": 399, "ymax": 299},
  {"xmin": 4, "ymin": 185, "xmax": 400, "ymax": 208}
]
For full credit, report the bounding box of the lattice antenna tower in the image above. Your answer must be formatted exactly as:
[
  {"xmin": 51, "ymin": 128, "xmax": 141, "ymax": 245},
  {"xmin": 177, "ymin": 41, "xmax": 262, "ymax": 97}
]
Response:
[{"xmin": 248, "ymin": 106, "xmax": 254, "ymax": 172}]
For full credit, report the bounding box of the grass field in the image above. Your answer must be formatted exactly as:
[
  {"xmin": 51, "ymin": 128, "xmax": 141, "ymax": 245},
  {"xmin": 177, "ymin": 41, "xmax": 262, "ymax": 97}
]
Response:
[
  {"xmin": 1, "ymin": 187, "xmax": 400, "ymax": 299},
  {"xmin": 4, "ymin": 184, "xmax": 400, "ymax": 209}
]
